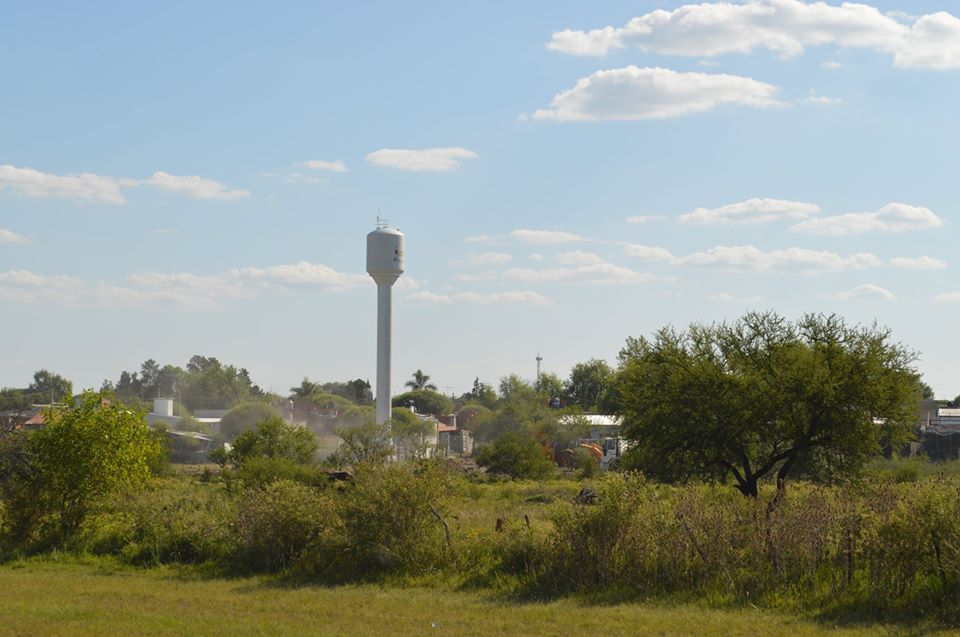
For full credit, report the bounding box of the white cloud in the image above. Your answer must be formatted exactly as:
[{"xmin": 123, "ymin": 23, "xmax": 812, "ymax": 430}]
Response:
[
  {"xmin": 624, "ymin": 244, "xmax": 674, "ymax": 261},
  {"xmin": 504, "ymin": 262, "xmax": 651, "ymax": 285},
  {"xmin": 672, "ymin": 245, "xmax": 880, "ymax": 273},
  {"xmin": 260, "ymin": 171, "xmax": 328, "ymax": 184},
  {"xmin": 802, "ymin": 91, "xmax": 843, "ymax": 105},
  {"xmin": 0, "ymin": 261, "xmax": 372, "ymax": 309},
  {"xmin": 556, "ymin": 251, "xmax": 603, "ymax": 265},
  {"xmin": 365, "ymin": 147, "xmax": 477, "ymax": 172},
  {"xmin": 142, "ymin": 171, "xmax": 250, "ymax": 201},
  {"xmin": 528, "ymin": 253, "xmax": 544, "ymax": 261},
  {"xmin": 791, "ymin": 203, "xmax": 943, "ymax": 235},
  {"xmin": 678, "ymin": 198, "xmax": 819, "ymax": 225},
  {"xmin": 895, "ymin": 12, "xmax": 960, "ymax": 70},
  {"xmin": 822, "ymin": 60, "xmax": 843, "ymax": 69},
  {"xmin": 546, "ymin": 1, "xmax": 960, "ymax": 70},
  {"xmin": 0, "ymin": 164, "xmax": 126, "ymax": 204},
  {"xmin": 934, "ymin": 292, "xmax": 960, "ymax": 303},
  {"xmin": 890, "ymin": 256, "xmax": 947, "ymax": 270},
  {"xmin": 509, "ymin": 229, "xmax": 584, "ymax": 244},
  {"xmin": 465, "ymin": 230, "xmax": 586, "ymax": 245},
  {"xmin": 407, "ymin": 290, "xmax": 550, "ymax": 305},
  {"xmin": 625, "ymin": 214, "xmax": 667, "ymax": 224},
  {"xmin": 467, "ymin": 252, "xmax": 512, "ymax": 265},
  {"xmin": 0, "ymin": 229, "xmax": 29, "ymax": 245},
  {"xmin": 300, "ymin": 160, "xmax": 348, "ymax": 172},
  {"xmin": 406, "ymin": 291, "xmax": 454, "ymax": 304},
  {"xmin": 532, "ymin": 66, "xmax": 783, "ymax": 121},
  {"xmin": 836, "ymin": 284, "xmax": 896, "ymax": 301}
]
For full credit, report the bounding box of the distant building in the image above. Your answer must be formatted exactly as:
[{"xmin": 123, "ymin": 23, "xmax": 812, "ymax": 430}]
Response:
[{"xmin": 146, "ymin": 398, "xmax": 223, "ymax": 431}]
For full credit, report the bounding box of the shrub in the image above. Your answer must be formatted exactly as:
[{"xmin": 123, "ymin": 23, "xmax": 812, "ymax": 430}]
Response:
[
  {"xmin": 114, "ymin": 479, "xmax": 236, "ymax": 565},
  {"xmin": 338, "ymin": 463, "xmax": 451, "ymax": 576},
  {"xmin": 475, "ymin": 432, "xmax": 554, "ymax": 479},
  {"xmin": 228, "ymin": 417, "xmax": 318, "ymax": 467},
  {"xmin": 1, "ymin": 392, "xmax": 161, "ymax": 548},
  {"xmin": 234, "ymin": 456, "xmax": 327, "ymax": 488},
  {"xmin": 235, "ymin": 480, "xmax": 342, "ymax": 572}
]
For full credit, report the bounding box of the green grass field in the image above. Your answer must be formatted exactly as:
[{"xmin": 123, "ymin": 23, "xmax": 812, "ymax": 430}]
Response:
[{"xmin": 0, "ymin": 560, "xmax": 950, "ymax": 637}]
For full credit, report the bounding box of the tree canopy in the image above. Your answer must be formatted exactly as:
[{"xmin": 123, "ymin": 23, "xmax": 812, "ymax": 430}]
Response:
[
  {"xmin": 1, "ymin": 391, "xmax": 161, "ymax": 544},
  {"xmin": 391, "ymin": 390, "xmax": 453, "ymax": 417},
  {"xmin": 614, "ymin": 312, "xmax": 920, "ymax": 497},
  {"xmin": 219, "ymin": 402, "xmax": 282, "ymax": 441}
]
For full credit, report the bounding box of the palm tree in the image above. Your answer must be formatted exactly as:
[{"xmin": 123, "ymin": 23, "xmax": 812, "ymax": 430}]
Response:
[
  {"xmin": 290, "ymin": 377, "xmax": 318, "ymax": 398},
  {"xmin": 405, "ymin": 369, "xmax": 437, "ymax": 391}
]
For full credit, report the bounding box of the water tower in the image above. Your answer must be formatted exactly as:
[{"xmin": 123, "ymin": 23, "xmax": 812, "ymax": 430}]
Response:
[{"xmin": 366, "ymin": 221, "xmax": 405, "ymax": 426}]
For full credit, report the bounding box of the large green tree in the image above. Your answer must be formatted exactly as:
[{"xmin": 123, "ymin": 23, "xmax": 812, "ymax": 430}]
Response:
[
  {"xmin": 614, "ymin": 312, "xmax": 919, "ymax": 497},
  {"xmin": 1, "ymin": 391, "xmax": 161, "ymax": 544},
  {"xmin": 27, "ymin": 370, "xmax": 72, "ymax": 403},
  {"xmin": 391, "ymin": 390, "xmax": 453, "ymax": 417},
  {"xmin": 563, "ymin": 359, "xmax": 614, "ymax": 412}
]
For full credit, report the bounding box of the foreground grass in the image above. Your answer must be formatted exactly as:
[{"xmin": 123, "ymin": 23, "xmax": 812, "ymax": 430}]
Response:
[{"xmin": 0, "ymin": 560, "xmax": 948, "ymax": 637}]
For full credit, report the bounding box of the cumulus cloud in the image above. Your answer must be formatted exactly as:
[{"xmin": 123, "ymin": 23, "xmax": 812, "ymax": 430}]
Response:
[
  {"xmin": 0, "ymin": 164, "xmax": 126, "ymax": 204},
  {"xmin": 934, "ymin": 292, "xmax": 960, "ymax": 303},
  {"xmin": 791, "ymin": 203, "xmax": 943, "ymax": 235},
  {"xmin": 678, "ymin": 198, "xmax": 819, "ymax": 225},
  {"xmin": 467, "ymin": 252, "xmax": 512, "ymax": 266},
  {"xmin": 546, "ymin": 1, "xmax": 960, "ymax": 70},
  {"xmin": 623, "ymin": 244, "xmax": 674, "ymax": 261},
  {"xmin": 556, "ymin": 251, "xmax": 604, "ymax": 265},
  {"xmin": 0, "ymin": 164, "xmax": 253, "ymax": 204},
  {"xmin": 504, "ymin": 262, "xmax": 651, "ymax": 285},
  {"xmin": 836, "ymin": 284, "xmax": 896, "ymax": 301},
  {"xmin": 672, "ymin": 245, "xmax": 880, "ymax": 273},
  {"xmin": 406, "ymin": 290, "xmax": 550, "ymax": 305},
  {"xmin": 890, "ymin": 256, "xmax": 947, "ymax": 270},
  {"xmin": 532, "ymin": 66, "xmax": 783, "ymax": 121},
  {"xmin": 300, "ymin": 160, "xmax": 348, "ymax": 172},
  {"xmin": 0, "ymin": 261, "xmax": 372, "ymax": 309},
  {"xmin": 509, "ymin": 229, "xmax": 584, "ymax": 244},
  {"xmin": 142, "ymin": 171, "xmax": 250, "ymax": 200},
  {"xmin": 365, "ymin": 147, "xmax": 477, "ymax": 171},
  {"xmin": 0, "ymin": 229, "xmax": 29, "ymax": 245},
  {"xmin": 895, "ymin": 12, "xmax": 960, "ymax": 70}
]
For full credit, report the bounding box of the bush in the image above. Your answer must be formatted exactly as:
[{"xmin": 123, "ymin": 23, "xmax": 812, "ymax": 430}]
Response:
[
  {"xmin": 228, "ymin": 417, "xmax": 318, "ymax": 467},
  {"xmin": 330, "ymin": 421, "xmax": 391, "ymax": 466},
  {"xmin": 338, "ymin": 462, "xmax": 451, "ymax": 576},
  {"xmin": 233, "ymin": 456, "xmax": 327, "ymax": 488},
  {"xmin": 1, "ymin": 392, "xmax": 161, "ymax": 549},
  {"xmin": 113, "ymin": 479, "xmax": 237, "ymax": 565},
  {"xmin": 475, "ymin": 432, "xmax": 554, "ymax": 479},
  {"xmin": 235, "ymin": 480, "xmax": 342, "ymax": 572}
]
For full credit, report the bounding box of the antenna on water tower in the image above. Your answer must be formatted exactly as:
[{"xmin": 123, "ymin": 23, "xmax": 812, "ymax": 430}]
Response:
[{"xmin": 367, "ymin": 219, "xmax": 405, "ymax": 429}]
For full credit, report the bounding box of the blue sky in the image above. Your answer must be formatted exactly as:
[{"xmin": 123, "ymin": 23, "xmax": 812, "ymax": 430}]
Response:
[{"xmin": 2, "ymin": 0, "xmax": 958, "ymax": 399}]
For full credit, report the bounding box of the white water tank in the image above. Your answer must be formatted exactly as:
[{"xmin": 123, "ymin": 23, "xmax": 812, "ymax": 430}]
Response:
[{"xmin": 366, "ymin": 227, "xmax": 405, "ymax": 284}]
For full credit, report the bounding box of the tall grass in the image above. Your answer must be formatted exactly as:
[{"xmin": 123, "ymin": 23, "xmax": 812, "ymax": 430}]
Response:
[{"xmin": 6, "ymin": 461, "xmax": 960, "ymax": 620}]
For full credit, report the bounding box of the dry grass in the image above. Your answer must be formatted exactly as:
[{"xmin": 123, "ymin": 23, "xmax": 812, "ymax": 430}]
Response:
[{"xmin": 0, "ymin": 559, "xmax": 940, "ymax": 637}]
